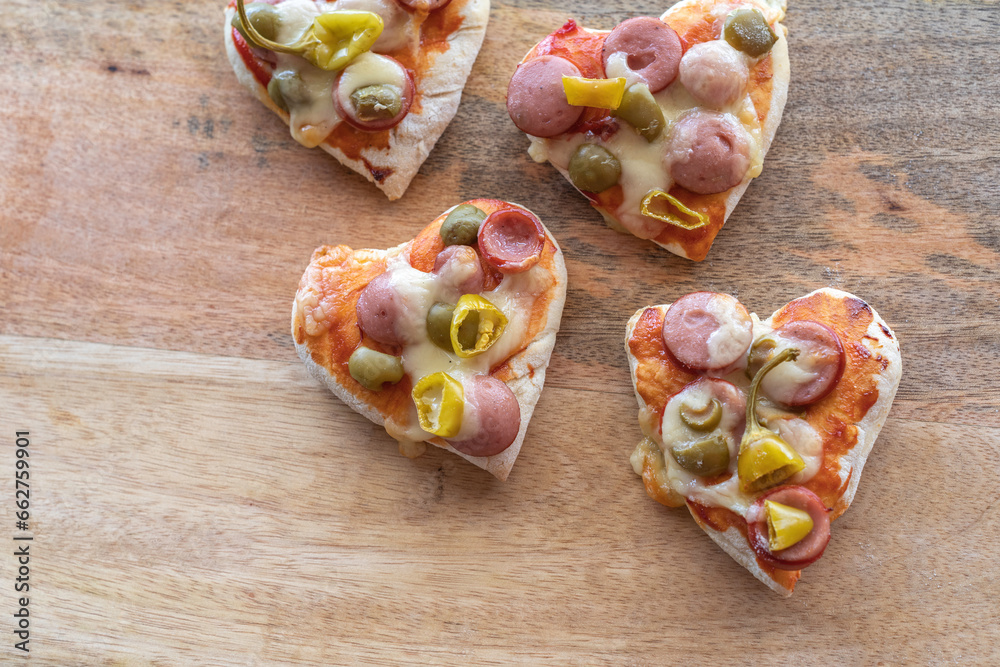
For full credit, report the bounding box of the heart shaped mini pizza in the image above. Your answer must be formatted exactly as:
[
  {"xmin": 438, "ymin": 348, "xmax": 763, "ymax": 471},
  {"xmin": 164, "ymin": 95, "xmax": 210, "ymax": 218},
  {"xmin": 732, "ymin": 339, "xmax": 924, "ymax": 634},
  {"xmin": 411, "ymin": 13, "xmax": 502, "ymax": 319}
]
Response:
[
  {"xmin": 225, "ymin": 0, "xmax": 489, "ymax": 200},
  {"xmin": 625, "ymin": 288, "xmax": 901, "ymax": 595},
  {"xmin": 292, "ymin": 200, "xmax": 567, "ymax": 480},
  {"xmin": 506, "ymin": 0, "xmax": 789, "ymax": 260}
]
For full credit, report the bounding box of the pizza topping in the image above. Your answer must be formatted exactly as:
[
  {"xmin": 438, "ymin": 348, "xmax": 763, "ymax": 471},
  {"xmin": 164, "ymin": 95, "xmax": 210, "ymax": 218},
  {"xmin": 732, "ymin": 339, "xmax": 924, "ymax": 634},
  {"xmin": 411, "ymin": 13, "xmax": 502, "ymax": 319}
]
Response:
[
  {"xmin": 335, "ymin": 52, "xmax": 414, "ymax": 131},
  {"xmin": 440, "ymin": 204, "xmax": 487, "ymax": 246},
  {"xmin": 737, "ymin": 348, "xmax": 806, "ymax": 493},
  {"xmin": 432, "ymin": 245, "xmax": 486, "ymax": 296},
  {"xmin": 602, "ymin": 17, "xmax": 683, "ymax": 93},
  {"xmin": 425, "ymin": 302, "xmax": 456, "ymax": 352},
  {"xmin": 763, "ymin": 500, "xmax": 814, "ymax": 551},
  {"xmin": 614, "ymin": 83, "xmax": 664, "ymax": 142},
  {"xmin": 670, "ymin": 434, "xmax": 730, "ymax": 477},
  {"xmin": 660, "ymin": 377, "xmax": 745, "ymax": 480},
  {"xmin": 412, "ymin": 371, "xmax": 465, "ymax": 438},
  {"xmin": 666, "ymin": 110, "xmax": 752, "ymax": 195},
  {"xmin": 561, "ymin": 76, "xmax": 627, "ymax": 110},
  {"xmin": 356, "ymin": 270, "xmax": 406, "ymax": 346},
  {"xmin": 747, "ymin": 486, "xmax": 831, "ymax": 570},
  {"xmin": 477, "ymin": 209, "xmax": 546, "ymax": 273},
  {"xmin": 678, "ymin": 41, "xmax": 749, "ymax": 109},
  {"xmin": 661, "ymin": 292, "xmax": 753, "ymax": 371},
  {"xmin": 679, "ymin": 397, "xmax": 723, "ymax": 432},
  {"xmin": 448, "ymin": 376, "xmax": 521, "ymax": 457},
  {"xmin": 337, "ymin": 0, "xmax": 412, "ymax": 52},
  {"xmin": 568, "ymin": 144, "xmax": 622, "ymax": 194},
  {"xmin": 394, "ymin": 0, "xmax": 452, "ymax": 11},
  {"xmin": 266, "ymin": 69, "xmax": 304, "ymax": 112},
  {"xmin": 236, "ymin": 0, "xmax": 384, "ymax": 71},
  {"xmin": 750, "ymin": 321, "xmax": 846, "ymax": 406},
  {"xmin": 232, "ymin": 2, "xmax": 282, "ymax": 44},
  {"xmin": 723, "ymin": 8, "xmax": 777, "ymax": 58},
  {"xmin": 506, "ymin": 56, "xmax": 584, "ymax": 138},
  {"xmin": 640, "ymin": 190, "xmax": 709, "ymax": 230},
  {"xmin": 450, "ymin": 294, "xmax": 508, "ymax": 359},
  {"xmin": 348, "ymin": 346, "xmax": 405, "ymax": 391}
]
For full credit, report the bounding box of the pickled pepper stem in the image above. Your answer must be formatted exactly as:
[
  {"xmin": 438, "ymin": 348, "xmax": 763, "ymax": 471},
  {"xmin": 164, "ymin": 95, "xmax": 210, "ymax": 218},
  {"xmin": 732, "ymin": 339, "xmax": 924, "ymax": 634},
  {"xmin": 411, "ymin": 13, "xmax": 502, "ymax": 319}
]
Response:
[
  {"xmin": 744, "ymin": 347, "xmax": 799, "ymax": 435},
  {"xmin": 237, "ymin": 0, "xmax": 305, "ymax": 54}
]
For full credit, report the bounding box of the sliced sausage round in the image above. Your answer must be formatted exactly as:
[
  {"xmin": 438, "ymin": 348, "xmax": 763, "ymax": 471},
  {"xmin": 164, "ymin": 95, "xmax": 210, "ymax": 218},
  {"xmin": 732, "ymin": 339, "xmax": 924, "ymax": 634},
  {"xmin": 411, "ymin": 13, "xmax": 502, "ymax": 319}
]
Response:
[
  {"xmin": 678, "ymin": 40, "xmax": 749, "ymax": 108},
  {"xmin": 747, "ymin": 485, "xmax": 831, "ymax": 570},
  {"xmin": 506, "ymin": 55, "xmax": 584, "ymax": 137},
  {"xmin": 761, "ymin": 320, "xmax": 845, "ymax": 406},
  {"xmin": 602, "ymin": 17, "xmax": 682, "ymax": 93},
  {"xmin": 393, "ymin": 0, "xmax": 451, "ymax": 10},
  {"xmin": 448, "ymin": 375, "xmax": 520, "ymax": 458},
  {"xmin": 477, "ymin": 209, "xmax": 546, "ymax": 274},
  {"xmin": 356, "ymin": 271, "xmax": 405, "ymax": 346},
  {"xmin": 666, "ymin": 111, "xmax": 752, "ymax": 195},
  {"xmin": 433, "ymin": 245, "xmax": 485, "ymax": 295},
  {"xmin": 335, "ymin": 53, "xmax": 414, "ymax": 132},
  {"xmin": 661, "ymin": 292, "xmax": 753, "ymax": 371}
]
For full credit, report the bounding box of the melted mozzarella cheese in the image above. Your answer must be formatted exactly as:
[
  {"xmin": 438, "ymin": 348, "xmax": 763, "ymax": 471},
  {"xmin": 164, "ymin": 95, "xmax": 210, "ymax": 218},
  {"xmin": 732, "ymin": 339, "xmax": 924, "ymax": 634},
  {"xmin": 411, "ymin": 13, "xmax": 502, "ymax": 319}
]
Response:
[
  {"xmin": 705, "ymin": 294, "xmax": 752, "ymax": 371},
  {"xmin": 638, "ymin": 314, "xmax": 824, "ymax": 518},
  {"xmin": 261, "ymin": 0, "xmax": 420, "ymax": 148},
  {"xmin": 378, "ymin": 250, "xmax": 546, "ymax": 445}
]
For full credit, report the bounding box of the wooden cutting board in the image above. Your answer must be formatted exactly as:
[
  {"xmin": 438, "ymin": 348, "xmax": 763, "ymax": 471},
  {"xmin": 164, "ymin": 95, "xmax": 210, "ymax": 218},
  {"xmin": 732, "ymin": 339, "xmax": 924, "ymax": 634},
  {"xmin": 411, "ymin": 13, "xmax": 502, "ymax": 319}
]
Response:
[{"xmin": 2, "ymin": 0, "xmax": 999, "ymax": 663}]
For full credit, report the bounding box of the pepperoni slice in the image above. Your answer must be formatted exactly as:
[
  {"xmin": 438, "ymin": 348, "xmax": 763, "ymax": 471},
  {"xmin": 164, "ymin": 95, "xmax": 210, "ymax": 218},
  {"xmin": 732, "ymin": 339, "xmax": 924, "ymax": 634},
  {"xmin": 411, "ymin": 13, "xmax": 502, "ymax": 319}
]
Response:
[
  {"xmin": 448, "ymin": 376, "xmax": 520, "ymax": 457},
  {"xmin": 761, "ymin": 321, "xmax": 846, "ymax": 406},
  {"xmin": 602, "ymin": 17, "xmax": 682, "ymax": 93},
  {"xmin": 356, "ymin": 272, "xmax": 405, "ymax": 346},
  {"xmin": 666, "ymin": 111, "xmax": 752, "ymax": 195},
  {"xmin": 506, "ymin": 55, "xmax": 584, "ymax": 137},
  {"xmin": 393, "ymin": 0, "xmax": 451, "ymax": 10},
  {"xmin": 433, "ymin": 245, "xmax": 486, "ymax": 295},
  {"xmin": 335, "ymin": 54, "xmax": 414, "ymax": 133},
  {"xmin": 747, "ymin": 486, "xmax": 831, "ymax": 570},
  {"xmin": 661, "ymin": 292, "xmax": 753, "ymax": 371},
  {"xmin": 678, "ymin": 40, "xmax": 749, "ymax": 109},
  {"xmin": 477, "ymin": 209, "xmax": 546, "ymax": 274}
]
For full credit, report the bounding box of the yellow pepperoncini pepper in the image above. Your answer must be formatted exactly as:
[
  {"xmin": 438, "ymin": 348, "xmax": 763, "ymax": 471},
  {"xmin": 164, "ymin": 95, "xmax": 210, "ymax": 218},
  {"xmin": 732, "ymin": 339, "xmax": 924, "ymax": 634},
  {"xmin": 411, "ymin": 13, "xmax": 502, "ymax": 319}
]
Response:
[
  {"xmin": 562, "ymin": 76, "xmax": 627, "ymax": 109},
  {"xmin": 640, "ymin": 190, "xmax": 710, "ymax": 230},
  {"xmin": 237, "ymin": 0, "xmax": 383, "ymax": 72},
  {"xmin": 764, "ymin": 500, "xmax": 814, "ymax": 551},
  {"xmin": 411, "ymin": 372, "xmax": 464, "ymax": 438},
  {"xmin": 737, "ymin": 348, "xmax": 806, "ymax": 492},
  {"xmin": 449, "ymin": 294, "xmax": 508, "ymax": 359}
]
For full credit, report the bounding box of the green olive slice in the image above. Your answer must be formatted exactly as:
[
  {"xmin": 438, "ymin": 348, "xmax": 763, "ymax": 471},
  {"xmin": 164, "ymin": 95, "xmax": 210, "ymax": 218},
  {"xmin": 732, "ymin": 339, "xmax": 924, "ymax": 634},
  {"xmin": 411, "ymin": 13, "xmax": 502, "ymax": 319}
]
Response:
[
  {"xmin": 440, "ymin": 204, "xmax": 487, "ymax": 246},
  {"xmin": 267, "ymin": 70, "xmax": 311, "ymax": 113},
  {"xmin": 426, "ymin": 302, "xmax": 456, "ymax": 352},
  {"xmin": 670, "ymin": 434, "xmax": 731, "ymax": 477},
  {"xmin": 615, "ymin": 83, "xmax": 665, "ymax": 142},
  {"xmin": 350, "ymin": 84, "xmax": 403, "ymax": 123},
  {"xmin": 232, "ymin": 3, "xmax": 281, "ymax": 45},
  {"xmin": 348, "ymin": 347, "xmax": 404, "ymax": 392},
  {"xmin": 723, "ymin": 8, "xmax": 777, "ymax": 58},
  {"xmin": 568, "ymin": 144, "xmax": 621, "ymax": 193},
  {"xmin": 679, "ymin": 397, "xmax": 723, "ymax": 432}
]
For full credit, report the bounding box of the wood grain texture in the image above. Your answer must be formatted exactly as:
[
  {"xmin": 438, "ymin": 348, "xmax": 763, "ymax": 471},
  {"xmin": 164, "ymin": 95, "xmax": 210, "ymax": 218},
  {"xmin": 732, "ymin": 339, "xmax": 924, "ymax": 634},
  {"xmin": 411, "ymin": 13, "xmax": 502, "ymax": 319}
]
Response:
[{"xmin": 1, "ymin": 0, "xmax": 999, "ymax": 663}]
